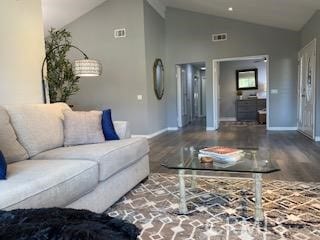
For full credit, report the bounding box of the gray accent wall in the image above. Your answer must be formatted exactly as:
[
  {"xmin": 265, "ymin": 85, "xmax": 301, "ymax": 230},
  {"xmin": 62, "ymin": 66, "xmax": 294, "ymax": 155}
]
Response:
[
  {"xmin": 165, "ymin": 8, "xmax": 300, "ymax": 128},
  {"xmin": 143, "ymin": 0, "xmax": 167, "ymax": 133},
  {"xmin": 66, "ymin": 0, "xmax": 149, "ymax": 135},
  {"xmin": 220, "ymin": 60, "xmax": 266, "ymax": 119},
  {"xmin": 300, "ymin": 10, "xmax": 320, "ymax": 136},
  {"xmin": 65, "ymin": 4, "xmax": 301, "ymax": 133},
  {"xmin": 66, "ymin": 0, "xmax": 167, "ymax": 135}
]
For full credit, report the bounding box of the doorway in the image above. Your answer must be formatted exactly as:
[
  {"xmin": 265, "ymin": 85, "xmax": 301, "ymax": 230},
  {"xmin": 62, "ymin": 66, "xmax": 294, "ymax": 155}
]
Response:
[
  {"xmin": 212, "ymin": 55, "xmax": 269, "ymax": 130},
  {"xmin": 298, "ymin": 39, "xmax": 316, "ymax": 139},
  {"xmin": 177, "ymin": 62, "xmax": 206, "ymax": 128}
]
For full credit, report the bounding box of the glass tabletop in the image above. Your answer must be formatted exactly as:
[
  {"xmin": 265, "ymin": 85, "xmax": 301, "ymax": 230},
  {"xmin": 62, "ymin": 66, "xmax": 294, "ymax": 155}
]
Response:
[{"xmin": 161, "ymin": 146, "xmax": 280, "ymax": 174}]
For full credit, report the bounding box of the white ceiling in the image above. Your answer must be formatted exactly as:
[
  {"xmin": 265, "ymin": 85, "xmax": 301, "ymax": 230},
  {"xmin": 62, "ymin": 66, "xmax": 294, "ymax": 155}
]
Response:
[
  {"xmin": 161, "ymin": 0, "xmax": 320, "ymax": 31},
  {"xmin": 42, "ymin": 0, "xmax": 106, "ymax": 34},
  {"xmin": 41, "ymin": 0, "xmax": 320, "ymax": 33}
]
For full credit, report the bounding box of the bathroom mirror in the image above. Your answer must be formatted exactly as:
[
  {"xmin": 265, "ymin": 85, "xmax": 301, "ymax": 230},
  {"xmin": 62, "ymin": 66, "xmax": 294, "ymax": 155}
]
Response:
[{"xmin": 153, "ymin": 58, "xmax": 164, "ymax": 100}]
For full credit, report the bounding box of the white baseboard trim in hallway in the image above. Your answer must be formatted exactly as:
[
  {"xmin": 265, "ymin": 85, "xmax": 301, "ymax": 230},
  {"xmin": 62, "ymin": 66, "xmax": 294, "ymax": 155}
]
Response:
[
  {"xmin": 219, "ymin": 117, "xmax": 236, "ymax": 121},
  {"xmin": 267, "ymin": 127, "xmax": 298, "ymax": 131},
  {"xmin": 132, "ymin": 127, "xmax": 178, "ymax": 139},
  {"xmin": 314, "ymin": 136, "xmax": 320, "ymax": 142},
  {"xmin": 206, "ymin": 127, "xmax": 216, "ymax": 131}
]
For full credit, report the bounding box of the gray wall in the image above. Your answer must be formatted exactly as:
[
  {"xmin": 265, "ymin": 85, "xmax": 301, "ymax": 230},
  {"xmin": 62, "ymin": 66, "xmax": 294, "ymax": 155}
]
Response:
[
  {"xmin": 144, "ymin": 0, "xmax": 167, "ymax": 133},
  {"xmin": 220, "ymin": 60, "xmax": 266, "ymax": 119},
  {"xmin": 66, "ymin": 0, "xmax": 167, "ymax": 135},
  {"xmin": 300, "ymin": 10, "xmax": 320, "ymax": 136},
  {"xmin": 165, "ymin": 8, "xmax": 300, "ymax": 128},
  {"xmin": 0, "ymin": 0, "xmax": 45, "ymax": 105},
  {"xmin": 66, "ymin": 0, "xmax": 150, "ymax": 134}
]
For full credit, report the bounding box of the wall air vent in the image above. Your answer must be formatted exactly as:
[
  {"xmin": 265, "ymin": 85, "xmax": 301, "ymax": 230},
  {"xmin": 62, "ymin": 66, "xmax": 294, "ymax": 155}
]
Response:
[
  {"xmin": 114, "ymin": 28, "xmax": 126, "ymax": 38},
  {"xmin": 212, "ymin": 33, "xmax": 227, "ymax": 42}
]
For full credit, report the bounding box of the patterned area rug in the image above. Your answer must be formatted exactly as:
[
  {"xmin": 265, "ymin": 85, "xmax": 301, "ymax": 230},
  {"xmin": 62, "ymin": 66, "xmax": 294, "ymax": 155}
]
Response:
[{"xmin": 106, "ymin": 174, "xmax": 320, "ymax": 240}]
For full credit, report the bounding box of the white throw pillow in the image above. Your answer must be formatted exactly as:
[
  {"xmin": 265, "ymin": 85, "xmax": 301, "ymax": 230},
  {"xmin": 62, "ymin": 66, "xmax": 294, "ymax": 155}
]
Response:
[{"xmin": 63, "ymin": 110, "xmax": 105, "ymax": 146}]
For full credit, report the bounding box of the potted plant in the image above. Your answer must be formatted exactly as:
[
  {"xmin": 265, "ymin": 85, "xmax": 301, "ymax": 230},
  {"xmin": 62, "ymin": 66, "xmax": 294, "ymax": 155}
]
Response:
[
  {"xmin": 237, "ymin": 90, "xmax": 243, "ymax": 100},
  {"xmin": 45, "ymin": 28, "xmax": 80, "ymax": 103}
]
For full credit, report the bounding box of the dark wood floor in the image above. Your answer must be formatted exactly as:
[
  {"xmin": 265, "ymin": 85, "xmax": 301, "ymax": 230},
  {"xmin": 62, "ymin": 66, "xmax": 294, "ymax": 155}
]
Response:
[{"xmin": 149, "ymin": 119, "xmax": 320, "ymax": 182}]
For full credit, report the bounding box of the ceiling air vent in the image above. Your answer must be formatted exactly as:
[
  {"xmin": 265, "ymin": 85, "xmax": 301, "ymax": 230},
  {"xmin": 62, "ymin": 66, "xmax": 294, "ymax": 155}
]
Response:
[
  {"xmin": 212, "ymin": 33, "xmax": 227, "ymax": 42},
  {"xmin": 114, "ymin": 28, "xmax": 126, "ymax": 38}
]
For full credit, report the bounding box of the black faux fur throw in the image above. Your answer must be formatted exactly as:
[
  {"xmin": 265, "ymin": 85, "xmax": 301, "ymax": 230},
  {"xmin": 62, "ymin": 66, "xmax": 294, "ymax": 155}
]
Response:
[{"xmin": 0, "ymin": 208, "xmax": 140, "ymax": 240}]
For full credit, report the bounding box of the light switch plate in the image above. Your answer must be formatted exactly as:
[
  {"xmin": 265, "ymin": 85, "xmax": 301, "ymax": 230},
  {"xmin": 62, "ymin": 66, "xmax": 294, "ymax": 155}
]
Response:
[
  {"xmin": 271, "ymin": 89, "xmax": 278, "ymax": 94},
  {"xmin": 137, "ymin": 95, "xmax": 143, "ymax": 100}
]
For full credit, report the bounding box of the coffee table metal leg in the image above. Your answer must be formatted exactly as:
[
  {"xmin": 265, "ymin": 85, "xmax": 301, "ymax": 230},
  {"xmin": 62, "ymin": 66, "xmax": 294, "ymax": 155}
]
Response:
[
  {"xmin": 178, "ymin": 169, "xmax": 188, "ymax": 214},
  {"xmin": 191, "ymin": 170, "xmax": 197, "ymax": 189},
  {"xmin": 253, "ymin": 173, "xmax": 264, "ymax": 222}
]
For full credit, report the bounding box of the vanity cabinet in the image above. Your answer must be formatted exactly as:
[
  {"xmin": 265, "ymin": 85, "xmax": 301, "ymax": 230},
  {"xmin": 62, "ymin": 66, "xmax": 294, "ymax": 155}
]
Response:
[{"xmin": 236, "ymin": 99, "xmax": 266, "ymax": 121}]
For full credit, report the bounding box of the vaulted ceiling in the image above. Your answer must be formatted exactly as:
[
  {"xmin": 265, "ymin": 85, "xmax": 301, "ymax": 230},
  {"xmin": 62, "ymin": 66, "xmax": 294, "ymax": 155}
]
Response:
[
  {"xmin": 42, "ymin": 0, "xmax": 320, "ymax": 33},
  {"xmin": 42, "ymin": 0, "xmax": 106, "ymax": 34},
  {"xmin": 161, "ymin": 0, "xmax": 320, "ymax": 31}
]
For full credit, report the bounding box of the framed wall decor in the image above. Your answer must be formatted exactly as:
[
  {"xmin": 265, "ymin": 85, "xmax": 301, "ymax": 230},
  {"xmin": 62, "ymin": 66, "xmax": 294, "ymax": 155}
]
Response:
[
  {"xmin": 236, "ymin": 68, "xmax": 258, "ymax": 90},
  {"xmin": 153, "ymin": 58, "xmax": 164, "ymax": 100}
]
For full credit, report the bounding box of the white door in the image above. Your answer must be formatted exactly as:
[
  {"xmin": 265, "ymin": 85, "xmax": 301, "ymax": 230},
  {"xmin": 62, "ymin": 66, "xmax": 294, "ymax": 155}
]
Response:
[
  {"xmin": 177, "ymin": 65, "xmax": 190, "ymax": 127},
  {"xmin": 193, "ymin": 74, "xmax": 200, "ymax": 118},
  {"xmin": 212, "ymin": 61, "xmax": 220, "ymax": 130},
  {"xmin": 182, "ymin": 67, "xmax": 190, "ymax": 126},
  {"xmin": 176, "ymin": 65, "xmax": 183, "ymax": 127},
  {"xmin": 298, "ymin": 40, "xmax": 316, "ymax": 138}
]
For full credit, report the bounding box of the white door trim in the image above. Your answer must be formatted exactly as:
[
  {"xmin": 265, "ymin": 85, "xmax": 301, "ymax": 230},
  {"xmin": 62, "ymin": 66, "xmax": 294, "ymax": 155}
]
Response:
[
  {"xmin": 297, "ymin": 39, "xmax": 316, "ymax": 139},
  {"xmin": 212, "ymin": 61, "xmax": 220, "ymax": 130},
  {"xmin": 212, "ymin": 54, "xmax": 270, "ymax": 130},
  {"xmin": 176, "ymin": 65, "xmax": 183, "ymax": 128}
]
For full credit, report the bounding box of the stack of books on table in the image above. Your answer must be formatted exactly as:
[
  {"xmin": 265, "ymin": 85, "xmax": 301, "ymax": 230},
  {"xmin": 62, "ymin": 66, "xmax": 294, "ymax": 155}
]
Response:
[{"xmin": 198, "ymin": 146, "xmax": 243, "ymax": 163}]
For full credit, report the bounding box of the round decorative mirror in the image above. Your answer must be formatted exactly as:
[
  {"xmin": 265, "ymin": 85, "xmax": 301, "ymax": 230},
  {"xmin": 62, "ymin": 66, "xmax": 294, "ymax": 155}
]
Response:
[{"xmin": 153, "ymin": 58, "xmax": 164, "ymax": 100}]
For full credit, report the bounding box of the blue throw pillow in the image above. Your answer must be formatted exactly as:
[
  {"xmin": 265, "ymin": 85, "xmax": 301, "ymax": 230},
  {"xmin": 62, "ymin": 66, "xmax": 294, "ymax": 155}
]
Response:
[
  {"xmin": 0, "ymin": 151, "xmax": 7, "ymax": 180},
  {"xmin": 102, "ymin": 109, "xmax": 120, "ymax": 141}
]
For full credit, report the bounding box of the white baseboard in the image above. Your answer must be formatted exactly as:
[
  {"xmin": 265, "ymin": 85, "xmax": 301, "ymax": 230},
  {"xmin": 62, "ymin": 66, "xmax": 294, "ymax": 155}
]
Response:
[
  {"xmin": 167, "ymin": 127, "xmax": 178, "ymax": 131},
  {"xmin": 219, "ymin": 117, "xmax": 236, "ymax": 122},
  {"xmin": 132, "ymin": 127, "xmax": 178, "ymax": 139},
  {"xmin": 315, "ymin": 136, "xmax": 320, "ymax": 142},
  {"xmin": 267, "ymin": 127, "xmax": 298, "ymax": 131},
  {"xmin": 206, "ymin": 127, "xmax": 216, "ymax": 131}
]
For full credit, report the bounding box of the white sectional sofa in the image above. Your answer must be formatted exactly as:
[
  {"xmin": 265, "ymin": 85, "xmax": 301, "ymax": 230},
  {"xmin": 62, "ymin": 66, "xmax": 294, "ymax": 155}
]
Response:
[{"xmin": 0, "ymin": 103, "xmax": 150, "ymax": 213}]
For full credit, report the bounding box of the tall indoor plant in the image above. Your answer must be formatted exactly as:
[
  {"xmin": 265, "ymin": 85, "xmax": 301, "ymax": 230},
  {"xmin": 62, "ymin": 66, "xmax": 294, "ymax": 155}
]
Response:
[{"xmin": 45, "ymin": 28, "xmax": 80, "ymax": 103}]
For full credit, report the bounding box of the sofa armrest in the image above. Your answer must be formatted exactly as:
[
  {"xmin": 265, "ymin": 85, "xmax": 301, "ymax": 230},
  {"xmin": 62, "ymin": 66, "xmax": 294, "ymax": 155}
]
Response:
[{"xmin": 113, "ymin": 121, "xmax": 131, "ymax": 139}]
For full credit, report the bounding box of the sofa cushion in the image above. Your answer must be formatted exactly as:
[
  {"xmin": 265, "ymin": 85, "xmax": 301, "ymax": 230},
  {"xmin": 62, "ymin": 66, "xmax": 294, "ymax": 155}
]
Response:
[
  {"xmin": 6, "ymin": 103, "xmax": 71, "ymax": 157},
  {"xmin": 63, "ymin": 110, "xmax": 105, "ymax": 146},
  {"xmin": 113, "ymin": 121, "xmax": 131, "ymax": 139},
  {"xmin": 33, "ymin": 138, "xmax": 149, "ymax": 182},
  {"xmin": 0, "ymin": 106, "xmax": 28, "ymax": 163},
  {"xmin": 0, "ymin": 160, "xmax": 98, "ymax": 210}
]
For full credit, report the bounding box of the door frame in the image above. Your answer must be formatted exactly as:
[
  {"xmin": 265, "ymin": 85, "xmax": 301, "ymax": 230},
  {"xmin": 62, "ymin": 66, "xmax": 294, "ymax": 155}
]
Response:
[
  {"xmin": 176, "ymin": 63, "xmax": 206, "ymax": 128},
  {"xmin": 212, "ymin": 61, "xmax": 220, "ymax": 130},
  {"xmin": 176, "ymin": 65, "xmax": 183, "ymax": 128},
  {"xmin": 297, "ymin": 39, "xmax": 316, "ymax": 139},
  {"xmin": 212, "ymin": 54, "xmax": 270, "ymax": 130}
]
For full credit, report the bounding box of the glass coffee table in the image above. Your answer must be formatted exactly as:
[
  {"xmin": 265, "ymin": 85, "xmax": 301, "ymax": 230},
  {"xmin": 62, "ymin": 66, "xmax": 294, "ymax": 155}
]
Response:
[{"xmin": 161, "ymin": 146, "xmax": 280, "ymax": 222}]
